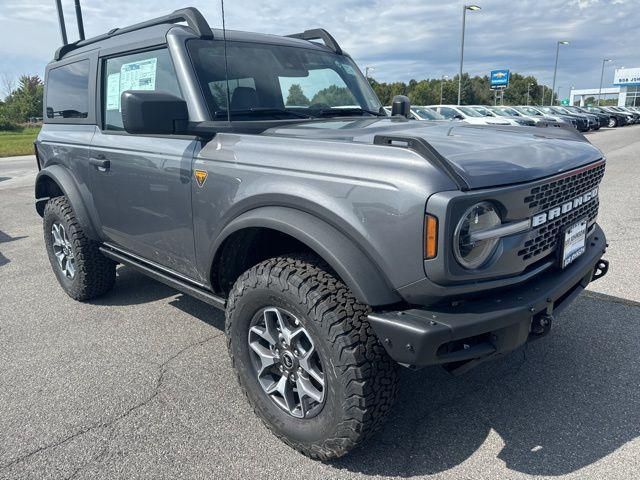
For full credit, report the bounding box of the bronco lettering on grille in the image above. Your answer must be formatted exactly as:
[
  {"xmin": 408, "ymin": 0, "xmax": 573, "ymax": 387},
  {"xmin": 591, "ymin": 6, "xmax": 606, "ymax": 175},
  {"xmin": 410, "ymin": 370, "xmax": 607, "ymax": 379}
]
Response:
[{"xmin": 531, "ymin": 187, "xmax": 599, "ymax": 227}]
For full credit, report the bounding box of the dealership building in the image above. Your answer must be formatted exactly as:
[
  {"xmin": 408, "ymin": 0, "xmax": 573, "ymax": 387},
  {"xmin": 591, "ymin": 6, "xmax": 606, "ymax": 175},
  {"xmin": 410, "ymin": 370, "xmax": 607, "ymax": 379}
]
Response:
[{"xmin": 570, "ymin": 67, "xmax": 640, "ymax": 107}]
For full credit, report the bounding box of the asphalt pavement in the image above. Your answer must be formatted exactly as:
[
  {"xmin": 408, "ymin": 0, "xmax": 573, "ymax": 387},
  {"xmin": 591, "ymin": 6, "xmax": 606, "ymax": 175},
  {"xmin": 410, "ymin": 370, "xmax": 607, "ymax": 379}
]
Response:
[{"xmin": 0, "ymin": 126, "xmax": 639, "ymax": 479}]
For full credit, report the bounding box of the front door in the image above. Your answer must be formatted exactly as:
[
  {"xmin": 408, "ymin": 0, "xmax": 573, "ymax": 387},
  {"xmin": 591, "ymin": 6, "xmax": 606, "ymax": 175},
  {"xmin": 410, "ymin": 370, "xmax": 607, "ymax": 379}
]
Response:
[{"xmin": 89, "ymin": 48, "xmax": 199, "ymax": 279}]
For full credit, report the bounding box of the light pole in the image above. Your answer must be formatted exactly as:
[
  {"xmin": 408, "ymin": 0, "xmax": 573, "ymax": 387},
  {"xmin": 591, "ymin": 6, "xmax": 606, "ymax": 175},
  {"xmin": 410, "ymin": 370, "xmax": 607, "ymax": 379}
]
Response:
[
  {"xmin": 551, "ymin": 40, "xmax": 569, "ymax": 105},
  {"xmin": 440, "ymin": 75, "xmax": 449, "ymax": 104},
  {"xmin": 458, "ymin": 4, "xmax": 481, "ymax": 105},
  {"xmin": 364, "ymin": 66, "xmax": 375, "ymax": 80},
  {"xmin": 526, "ymin": 82, "xmax": 534, "ymax": 105},
  {"xmin": 540, "ymin": 84, "xmax": 545, "ymax": 106},
  {"xmin": 598, "ymin": 58, "xmax": 612, "ymax": 106}
]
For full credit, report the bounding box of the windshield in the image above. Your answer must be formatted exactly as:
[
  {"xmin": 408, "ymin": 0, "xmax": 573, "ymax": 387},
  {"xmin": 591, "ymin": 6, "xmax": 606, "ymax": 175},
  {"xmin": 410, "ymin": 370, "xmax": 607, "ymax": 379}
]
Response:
[
  {"xmin": 187, "ymin": 40, "xmax": 383, "ymax": 120},
  {"xmin": 412, "ymin": 107, "xmax": 445, "ymax": 120},
  {"xmin": 458, "ymin": 107, "xmax": 483, "ymax": 117},
  {"xmin": 518, "ymin": 106, "xmax": 543, "ymax": 116},
  {"xmin": 490, "ymin": 108, "xmax": 510, "ymax": 117},
  {"xmin": 470, "ymin": 106, "xmax": 492, "ymax": 116}
]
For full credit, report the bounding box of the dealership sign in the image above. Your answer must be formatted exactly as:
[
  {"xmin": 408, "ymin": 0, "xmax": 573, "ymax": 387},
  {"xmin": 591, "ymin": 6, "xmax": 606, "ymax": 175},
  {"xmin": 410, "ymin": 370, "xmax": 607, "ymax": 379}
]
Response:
[
  {"xmin": 490, "ymin": 69, "xmax": 510, "ymax": 88},
  {"xmin": 613, "ymin": 67, "xmax": 640, "ymax": 86}
]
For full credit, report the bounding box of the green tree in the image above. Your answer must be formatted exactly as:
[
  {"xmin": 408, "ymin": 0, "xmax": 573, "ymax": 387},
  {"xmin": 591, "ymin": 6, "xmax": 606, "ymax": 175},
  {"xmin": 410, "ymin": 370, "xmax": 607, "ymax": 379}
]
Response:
[
  {"xmin": 310, "ymin": 85, "xmax": 356, "ymax": 106},
  {"xmin": 2, "ymin": 75, "xmax": 44, "ymax": 123},
  {"xmin": 286, "ymin": 84, "xmax": 310, "ymax": 106}
]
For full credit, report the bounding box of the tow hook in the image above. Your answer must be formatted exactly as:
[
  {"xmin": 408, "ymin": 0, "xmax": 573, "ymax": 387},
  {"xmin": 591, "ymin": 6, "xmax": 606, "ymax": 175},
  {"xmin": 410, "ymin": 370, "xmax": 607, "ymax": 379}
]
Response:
[
  {"xmin": 591, "ymin": 259, "xmax": 609, "ymax": 282},
  {"xmin": 530, "ymin": 313, "xmax": 553, "ymax": 338}
]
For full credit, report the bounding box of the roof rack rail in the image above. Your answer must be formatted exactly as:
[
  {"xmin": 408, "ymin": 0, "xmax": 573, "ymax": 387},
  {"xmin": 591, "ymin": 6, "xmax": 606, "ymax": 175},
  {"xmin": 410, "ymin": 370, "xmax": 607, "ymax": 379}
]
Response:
[
  {"xmin": 286, "ymin": 29, "xmax": 342, "ymax": 55},
  {"xmin": 54, "ymin": 7, "xmax": 213, "ymax": 61}
]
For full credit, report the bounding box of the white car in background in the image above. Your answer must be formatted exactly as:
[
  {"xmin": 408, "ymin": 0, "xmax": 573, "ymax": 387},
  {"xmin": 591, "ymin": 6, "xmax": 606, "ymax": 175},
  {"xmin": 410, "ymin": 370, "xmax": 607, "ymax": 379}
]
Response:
[
  {"xmin": 383, "ymin": 106, "xmax": 448, "ymax": 121},
  {"xmin": 466, "ymin": 105, "xmax": 526, "ymax": 126},
  {"xmin": 425, "ymin": 105, "xmax": 512, "ymax": 126}
]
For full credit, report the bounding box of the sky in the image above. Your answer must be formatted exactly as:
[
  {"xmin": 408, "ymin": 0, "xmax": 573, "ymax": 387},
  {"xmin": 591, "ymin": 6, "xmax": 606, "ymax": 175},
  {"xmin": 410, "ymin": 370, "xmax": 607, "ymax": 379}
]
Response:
[{"xmin": 0, "ymin": 0, "xmax": 637, "ymax": 96}]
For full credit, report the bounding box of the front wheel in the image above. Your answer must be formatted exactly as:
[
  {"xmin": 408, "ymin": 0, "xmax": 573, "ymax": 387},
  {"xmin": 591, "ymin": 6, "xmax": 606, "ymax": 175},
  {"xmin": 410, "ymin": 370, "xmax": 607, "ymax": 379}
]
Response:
[
  {"xmin": 608, "ymin": 117, "xmax": 618, "ymax": 128},
  {"xmin": 225, "ymin": 256, "xmax": 398, "ymax": 459}
]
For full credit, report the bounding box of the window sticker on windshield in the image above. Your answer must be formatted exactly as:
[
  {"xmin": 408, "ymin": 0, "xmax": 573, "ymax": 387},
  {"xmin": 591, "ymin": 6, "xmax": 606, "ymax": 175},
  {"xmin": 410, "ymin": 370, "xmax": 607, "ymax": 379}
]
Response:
[
  {"xmin": 119, "ymin": 57, "xmax": 157, "ymax": 93},
  {"xmin": 106, "ymin": 73, "xmax": 121, "ymax": 111},
  {"xmin": 339, "ymin": 63, "xmax": 356, "ymax": 76}
]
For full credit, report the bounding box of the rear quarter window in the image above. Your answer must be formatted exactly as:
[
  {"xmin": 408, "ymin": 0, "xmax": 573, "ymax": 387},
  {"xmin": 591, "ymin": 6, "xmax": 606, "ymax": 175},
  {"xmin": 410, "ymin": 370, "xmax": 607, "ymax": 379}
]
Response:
[{"xmin": 45, "ymin": 60, "xmax": 90, "ymax": 121}]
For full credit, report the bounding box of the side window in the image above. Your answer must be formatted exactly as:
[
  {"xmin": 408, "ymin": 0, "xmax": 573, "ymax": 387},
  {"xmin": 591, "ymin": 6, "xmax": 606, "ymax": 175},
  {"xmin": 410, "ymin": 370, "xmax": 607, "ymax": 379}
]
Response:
[
  {"xmin": 102, "ymin": 49, "xmax": 182, "ymax": 131},
  {"xmin": 46, "ymin": 60, "xmax": 90, "ymax": 120},
  {"xmin": 439, "ymin": 107, "xmax": 455, "ymax": 119}
]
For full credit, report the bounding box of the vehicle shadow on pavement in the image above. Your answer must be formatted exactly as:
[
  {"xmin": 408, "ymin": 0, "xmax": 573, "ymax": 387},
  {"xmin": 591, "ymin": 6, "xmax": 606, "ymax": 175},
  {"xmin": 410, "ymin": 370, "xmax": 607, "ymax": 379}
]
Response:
[
  {"xmin": 332, "ymin": 294, "xmax": 640, "ymax": 477},
  {"xmin": 0, "ymin": 229, "xmax": 28, "ymax": 267},
  {"xmin": 91, "ymin": 266, "xmax": 179, "ymax": 306}
]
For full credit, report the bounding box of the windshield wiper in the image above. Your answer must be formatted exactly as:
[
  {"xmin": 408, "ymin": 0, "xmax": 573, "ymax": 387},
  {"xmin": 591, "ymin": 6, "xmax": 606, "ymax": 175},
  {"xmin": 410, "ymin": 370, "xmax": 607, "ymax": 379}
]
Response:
[
  {"xmin": 213, "ymin": 108, "xmax": 313, "ymax": 120},
  {"xmin": 313, "ymin": 107, "xmax": 385, "ymax": 118}
]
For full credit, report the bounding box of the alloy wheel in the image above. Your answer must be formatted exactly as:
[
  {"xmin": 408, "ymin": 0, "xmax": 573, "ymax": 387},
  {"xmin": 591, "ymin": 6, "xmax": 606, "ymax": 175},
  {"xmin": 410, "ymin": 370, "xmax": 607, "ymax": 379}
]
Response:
[
  {"xmin": 51, "ymin": 222, "xmax": 76, "ymax": 279},
  {"xmin": 248, "ymin": 307, "xmax": 326, "ymax": 418}
]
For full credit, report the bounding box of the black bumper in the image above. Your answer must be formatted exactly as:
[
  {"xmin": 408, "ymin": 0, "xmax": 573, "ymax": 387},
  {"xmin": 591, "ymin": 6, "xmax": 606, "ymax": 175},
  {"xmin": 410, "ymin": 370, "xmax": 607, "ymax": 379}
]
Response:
[{"xmin": 369, "ymin": 227, "xmax": 608, "ymax": 370}]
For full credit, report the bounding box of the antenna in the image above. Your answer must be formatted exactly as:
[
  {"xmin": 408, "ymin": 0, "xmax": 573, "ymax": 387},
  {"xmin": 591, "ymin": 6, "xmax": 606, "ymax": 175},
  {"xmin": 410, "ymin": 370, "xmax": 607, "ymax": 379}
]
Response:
[
  {"xmin": 55, "ymin": 0, "xmax": 68, "ymax": 45},
  {"xmin": 221, "ymin": 0, "xmax": 231, "ymax": 124},
  {"xmin": 74, "ymin": 0, "xmax": 85, "ymax": 41}
]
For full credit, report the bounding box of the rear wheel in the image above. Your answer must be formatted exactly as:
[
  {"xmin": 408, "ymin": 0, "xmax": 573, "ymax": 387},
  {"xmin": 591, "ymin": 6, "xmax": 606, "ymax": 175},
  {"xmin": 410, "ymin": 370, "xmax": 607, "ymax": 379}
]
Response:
[
  {"xmin": 226, "ymin": 256, "xmax": 398, "ymax": 459},
  {"xmin": 608, "ymin": 117, "xmax": 618, "ymax": 128},
  {"xmin": 43, "ymin": 196, "xmax": 116, "ymax": 301}
]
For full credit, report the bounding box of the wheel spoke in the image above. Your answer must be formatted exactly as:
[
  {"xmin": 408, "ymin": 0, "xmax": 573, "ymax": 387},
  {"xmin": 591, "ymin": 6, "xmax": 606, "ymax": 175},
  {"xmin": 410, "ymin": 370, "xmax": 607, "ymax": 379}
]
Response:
[
  {"xmin": 51, "ymin": 224, "xmax": 63, "ymax": 246},
  {"xmin": 296, "ymin": 375, "xmax": 324, "ymax": 403},
  {"xmin": 66, "ymin": 258, "xmax": 76, "ymax": 278},
  {"xmin": 248, "ymin": 340, "xmax": 277, "ymax": 375}
]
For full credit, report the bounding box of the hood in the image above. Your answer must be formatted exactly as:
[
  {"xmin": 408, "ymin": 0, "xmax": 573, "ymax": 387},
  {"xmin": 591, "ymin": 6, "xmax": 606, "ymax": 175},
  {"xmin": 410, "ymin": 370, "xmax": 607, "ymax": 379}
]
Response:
[{"xmin": 263, "ymin": 118, "xmax": 604, "ymax": 189}]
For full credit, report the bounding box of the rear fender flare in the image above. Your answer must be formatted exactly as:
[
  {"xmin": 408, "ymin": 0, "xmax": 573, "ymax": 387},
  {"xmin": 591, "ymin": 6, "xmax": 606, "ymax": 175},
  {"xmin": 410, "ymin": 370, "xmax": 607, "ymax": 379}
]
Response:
[{"xmin": 35, "ymin": 165, "xmax": 99, "ymax": 240}]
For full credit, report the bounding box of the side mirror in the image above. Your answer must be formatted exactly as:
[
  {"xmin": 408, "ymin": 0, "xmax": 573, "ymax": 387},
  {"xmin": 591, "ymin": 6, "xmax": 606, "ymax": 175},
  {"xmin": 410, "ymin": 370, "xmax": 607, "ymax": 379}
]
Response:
[
  {"xmin": 121, "ymin": 91, "xmax": 188, "ymax": 135},
  {"xmin": 391, "ymin": 95, "xmax": 411, "ymax": 118}
]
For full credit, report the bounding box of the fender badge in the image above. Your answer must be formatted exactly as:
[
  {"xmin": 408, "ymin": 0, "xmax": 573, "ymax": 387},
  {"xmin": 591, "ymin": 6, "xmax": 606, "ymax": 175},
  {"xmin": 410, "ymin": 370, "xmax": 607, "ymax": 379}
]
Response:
[{"xmin": 194, "ymin": 169, "xmax": 208, "ymax": 188}]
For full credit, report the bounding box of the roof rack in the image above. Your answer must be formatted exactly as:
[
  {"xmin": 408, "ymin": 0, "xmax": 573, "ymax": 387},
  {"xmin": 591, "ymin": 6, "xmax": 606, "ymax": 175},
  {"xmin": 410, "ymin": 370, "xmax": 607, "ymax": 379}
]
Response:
[
  {"xmin": 54, "ymin": 6, "xmax": 213, "ymax": 61},
  {"xmin": 286, "ymin": 29, "xmax": 342, "ymax": 55}
]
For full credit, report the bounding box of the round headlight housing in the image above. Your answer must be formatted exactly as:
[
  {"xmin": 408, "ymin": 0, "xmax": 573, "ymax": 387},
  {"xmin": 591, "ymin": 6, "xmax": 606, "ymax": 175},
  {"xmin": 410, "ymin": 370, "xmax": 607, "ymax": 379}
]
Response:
[{"xmin": 454, "ymin": 202, "xmax": 501, "ymax": 269}]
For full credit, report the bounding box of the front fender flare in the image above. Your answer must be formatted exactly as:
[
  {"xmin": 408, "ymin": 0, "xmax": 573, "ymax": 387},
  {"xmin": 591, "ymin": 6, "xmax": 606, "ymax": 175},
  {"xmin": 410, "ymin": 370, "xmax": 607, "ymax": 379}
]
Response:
[
  {"xmin": 35, "ymin": 166, "xmax": 99, "ymax": 240},
  {"xmin": 211, "ymin": 207, "xmax": 401, "ymax": 306}
]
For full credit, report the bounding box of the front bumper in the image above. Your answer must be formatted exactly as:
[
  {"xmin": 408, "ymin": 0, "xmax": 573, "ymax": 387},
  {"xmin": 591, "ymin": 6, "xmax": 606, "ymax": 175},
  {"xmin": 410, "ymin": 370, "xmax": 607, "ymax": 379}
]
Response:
[{"xmin": 369, "ymin": 226, "xmax": 608, "ymax": 371}]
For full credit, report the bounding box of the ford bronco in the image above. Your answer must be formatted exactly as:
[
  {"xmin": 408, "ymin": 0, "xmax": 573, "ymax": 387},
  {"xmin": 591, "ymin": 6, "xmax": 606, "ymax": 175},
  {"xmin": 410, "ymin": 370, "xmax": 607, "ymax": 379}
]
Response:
[{"xmin": 35, "ymin": 6, "xmax": 609, "ymax": 459}]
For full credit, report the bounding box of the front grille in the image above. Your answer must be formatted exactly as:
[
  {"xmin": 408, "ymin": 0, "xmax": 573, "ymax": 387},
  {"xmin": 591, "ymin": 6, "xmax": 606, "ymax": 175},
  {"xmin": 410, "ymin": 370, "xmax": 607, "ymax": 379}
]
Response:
[
  {"xmin": 518, "ymin": 162, "xmax": 605, "ymax": 262},
  {"xmin": 524, "ymin": 163, "xmax": 605, "ymax": 210},
  {"xmin": 518, "ymin": 200, "xmax": 598, "ymax": 260}
]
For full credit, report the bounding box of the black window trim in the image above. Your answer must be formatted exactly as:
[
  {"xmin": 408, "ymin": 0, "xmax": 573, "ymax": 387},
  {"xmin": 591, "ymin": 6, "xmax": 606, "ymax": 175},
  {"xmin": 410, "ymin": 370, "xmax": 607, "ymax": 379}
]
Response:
[
  {"xmin": 97, "ymin": 44, "xmax": 187, "ymax": 136},
  {"xmin": 44, "ymin": 55, "xmax": 97, "ymax": 125}
]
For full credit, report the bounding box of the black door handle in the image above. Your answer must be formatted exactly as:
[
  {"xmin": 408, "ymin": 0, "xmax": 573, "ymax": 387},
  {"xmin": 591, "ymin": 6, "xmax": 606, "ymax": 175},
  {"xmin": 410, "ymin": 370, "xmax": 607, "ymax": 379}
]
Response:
[{"xmin": 89, "ymin": 156, "xmax": 110, "ymax": 172}]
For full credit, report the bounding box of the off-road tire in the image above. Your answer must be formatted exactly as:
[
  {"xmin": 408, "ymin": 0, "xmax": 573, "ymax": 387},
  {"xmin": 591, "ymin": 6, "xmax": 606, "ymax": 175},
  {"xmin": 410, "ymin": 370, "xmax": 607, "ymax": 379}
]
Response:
[
  {"xmin": 43, "ymin": 196, "xmax": 116, "ymax": 301},
  {"xmin": 225, "ymin": 256, "xmax": 399, "ymax": 460}
]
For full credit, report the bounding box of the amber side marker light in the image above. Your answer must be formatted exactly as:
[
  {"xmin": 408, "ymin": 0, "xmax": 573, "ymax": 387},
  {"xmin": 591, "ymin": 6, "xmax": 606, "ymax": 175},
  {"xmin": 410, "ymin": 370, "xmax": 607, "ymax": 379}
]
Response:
[{"xmin": 424, "ymin": 214, "xmax": 438, "ymax": 259}]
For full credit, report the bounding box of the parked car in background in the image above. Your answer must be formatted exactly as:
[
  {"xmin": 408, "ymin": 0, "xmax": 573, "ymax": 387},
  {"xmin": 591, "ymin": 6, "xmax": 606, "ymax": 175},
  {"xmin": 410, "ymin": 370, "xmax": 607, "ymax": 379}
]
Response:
[
  {"xmin": 539, "ymin": 106, "xmax": 589, "ymax": 132},
  {"xmin": 564, "ymin": 106, "xmax": 607, "ymax": 129},
  {"xmin": 465, "ymin": 105, "xmax": 524, "ymax": 126},
  {"xmin": 489, "ymin": 106, "xmax": 547, "ymax": 126},
  {"xmin": 553, "ymin": 106, "xmax": 599, "ymax": 131},
  {"xmin": 513, "ymin": 106, "xmax": 574, "ymax": 128},
  {"xmin": 601, "ymin": 106, "xmax": 636, "ymax": 125},
  {"xmin": 584, "ymin": 106, "xmax": 628, "ymax": 127},
  {"xmin": 426, "ymin": 105, "xmax": 512, "ymax": 125},
  {"xmin": 615, "ymin": 106, "xmax": 640, "ymax": 123},
  {"xmin": 384, "ymin": 106, "xmax": 447, "ymax": 121}
]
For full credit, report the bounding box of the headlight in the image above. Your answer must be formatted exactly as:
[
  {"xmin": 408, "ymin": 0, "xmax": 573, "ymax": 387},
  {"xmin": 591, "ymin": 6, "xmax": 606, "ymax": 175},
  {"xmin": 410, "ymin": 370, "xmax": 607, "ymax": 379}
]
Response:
[{"xmin": 454, "ymin": 202, "xmax": 501, "ymax": 269}]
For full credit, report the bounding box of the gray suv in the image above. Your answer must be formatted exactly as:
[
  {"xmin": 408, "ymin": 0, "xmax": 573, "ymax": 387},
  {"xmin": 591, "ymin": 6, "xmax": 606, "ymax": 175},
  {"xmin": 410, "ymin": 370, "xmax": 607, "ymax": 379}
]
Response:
[{"xmin": 35, "ymin": 7, "xmax": 609, "ymax": 459}]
